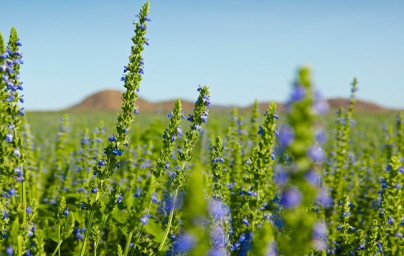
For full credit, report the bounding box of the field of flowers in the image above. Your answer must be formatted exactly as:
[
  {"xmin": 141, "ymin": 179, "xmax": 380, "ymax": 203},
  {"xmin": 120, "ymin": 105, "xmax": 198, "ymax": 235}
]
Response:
[{"xmin": 1, "ymin": 2, "xmax": 403, "ymax": 256}]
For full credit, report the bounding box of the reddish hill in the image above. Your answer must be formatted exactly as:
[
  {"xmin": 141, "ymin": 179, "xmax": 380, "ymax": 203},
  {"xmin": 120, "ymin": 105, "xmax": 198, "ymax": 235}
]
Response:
[
  {"xmin": 67, "ymin": 90, "xmax": 196, "ymax": 113},
  {"xmin": 327, "ymin": 98, "xmax": 389, "ymax": 113},
  {"xmin": 252, "ymin": 98, "xmax": 391, "ymax": 113},
  {"xmin": 67, "ymin": 90, "xmax": 395, "ymax": 113}
]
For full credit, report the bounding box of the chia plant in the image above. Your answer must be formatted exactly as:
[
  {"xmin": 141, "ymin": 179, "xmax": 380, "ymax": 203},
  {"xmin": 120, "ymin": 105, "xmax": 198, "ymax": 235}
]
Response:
[
  {"xmin": 79, "ymin": 3, "xmax": 150, "ymax": 255},
  {"xmin": 277, "ymin": 66, "xmax": 324, "ymax": 255}
]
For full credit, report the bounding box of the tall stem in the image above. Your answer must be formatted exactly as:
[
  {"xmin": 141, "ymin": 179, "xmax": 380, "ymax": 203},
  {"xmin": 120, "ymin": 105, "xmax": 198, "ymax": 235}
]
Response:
[
  {"xmin": 17, "ymin": 235, "xmax": 23, "ymax": 256},
  {"xmin": 129, "ymin": 226, "xmax": 144, "ymax": 256},
  {"xmin": 123, "ymin": 230, "xmax": 134, "ymax": 256},
  {"xmin": 79, "ymin": 210, "xmax": 94, "ymax": 256},
  {"xmin": 51, "ymin": 241, "xmax": 63, "ymax": 256},
  {"xmin": 57, "ymin": 224, "xmax": 61, "ymax": 256},
  {"xmin": 93, "ymin": 213, "xmax": 109, "ymax": 256},
  {"xmin": 158, "ymin": 188, "xmax": 178, "ymax": 251},
  {"xmin": 22, "ymin": 181, "xmax": 26, "ymax": 227}
]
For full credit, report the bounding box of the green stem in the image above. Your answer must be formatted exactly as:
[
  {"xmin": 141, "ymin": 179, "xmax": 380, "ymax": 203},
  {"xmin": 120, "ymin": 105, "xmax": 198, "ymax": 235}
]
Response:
[
  {"xmin": 130, "ymin": 179, "xmax": 158, "ymax": 250},
  {"xmin": 93, "ymin": 214, "xmax": 109, "ymax": 256},
  {"xmin": 93, "ymin": 242, "xmax": 97, "ymax": 256},
  {"xmin": 158, "ymin": 188, "xmax": 178, "ymax": 251},
  {"xmin": 123, "ymin": 230, "xmax": 134, "ymax": 256},
  {"xmin": 51, "ymin": 241, "xmax": 63, "ymax": 256},
  {"xmin": 22, "ymin": 181, "xmax": 26, "ymax": 227},
  {"xmin": 79, "ymin": 210, "xmax": 94, "ymax": 256},
  {"xmin": 57, "ymin": 224, "xmax": 61, "ymax": 256},
  {"xmin": 130, "ymin": 226, "xmax": 144, "ymax": 256},
  {"xmin": 17, "ymin": 235, "xmax": 23, "ymax": 256}
]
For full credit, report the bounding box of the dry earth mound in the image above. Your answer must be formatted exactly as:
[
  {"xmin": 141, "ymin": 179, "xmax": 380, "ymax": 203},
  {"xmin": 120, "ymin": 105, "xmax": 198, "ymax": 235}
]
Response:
[{"xmin": 67, "ymin": 90, "xmax": 394, "ymax": 113}]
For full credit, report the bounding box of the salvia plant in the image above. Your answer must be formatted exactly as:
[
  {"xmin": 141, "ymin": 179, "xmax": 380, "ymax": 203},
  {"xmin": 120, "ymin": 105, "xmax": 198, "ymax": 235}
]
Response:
[{"xmin": 1, "ymin": 2, "xmax": 403, "ymax": 256}]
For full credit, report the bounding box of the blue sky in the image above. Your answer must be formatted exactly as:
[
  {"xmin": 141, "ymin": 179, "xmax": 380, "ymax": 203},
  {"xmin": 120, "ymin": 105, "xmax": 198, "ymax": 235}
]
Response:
[{"xmin": 1, "ymin": 0, "xmax": 403, "ymax": 110}]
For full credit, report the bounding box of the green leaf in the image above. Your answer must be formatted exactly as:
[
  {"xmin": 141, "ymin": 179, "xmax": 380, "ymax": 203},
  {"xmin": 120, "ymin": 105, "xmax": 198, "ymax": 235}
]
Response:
[{"xmin": 144, "ymin": 218, "xmax": 164, "ymax": 243}]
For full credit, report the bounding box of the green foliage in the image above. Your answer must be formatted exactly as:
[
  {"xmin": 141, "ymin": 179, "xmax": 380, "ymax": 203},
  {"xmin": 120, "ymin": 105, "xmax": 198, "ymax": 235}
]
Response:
[{"xmin": 1, "ymin": 3, "xmax": 403, "ymax": 256}]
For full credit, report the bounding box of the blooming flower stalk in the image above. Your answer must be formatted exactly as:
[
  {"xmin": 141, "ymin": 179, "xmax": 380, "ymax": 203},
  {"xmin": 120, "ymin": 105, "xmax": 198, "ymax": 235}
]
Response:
[{"xmin": 79, "ymin": 3, "xmax": 150, "ymax": 256}]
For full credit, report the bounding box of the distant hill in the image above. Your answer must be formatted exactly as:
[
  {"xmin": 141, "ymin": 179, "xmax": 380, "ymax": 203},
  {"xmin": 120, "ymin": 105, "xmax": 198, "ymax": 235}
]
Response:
[
  {"xmin": 67, "ymin": 90, "xmax": 196, "ymax": 113},
  {"xmin": 67, "ymin": 89, "xmax": 395, "ymax": 114}
]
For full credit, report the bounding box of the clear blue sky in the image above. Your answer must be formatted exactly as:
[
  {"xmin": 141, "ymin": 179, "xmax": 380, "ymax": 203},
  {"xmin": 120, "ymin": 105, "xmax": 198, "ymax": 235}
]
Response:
[{"xmin": 1, "ymin": 0, "xmax": 403, "ymax": 110}]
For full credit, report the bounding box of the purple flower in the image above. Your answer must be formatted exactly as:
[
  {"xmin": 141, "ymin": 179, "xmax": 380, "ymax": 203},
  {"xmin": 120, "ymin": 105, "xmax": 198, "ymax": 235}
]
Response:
[
  {"xmin": 0, "ymin": 51, "xmax": 7, "ymax": 60},
  {"xmin": 208, "ymin": 199, "xmax": 228, "ymax": 219},
  {"xmin": 201, "ymin": 111, "xmax": 208, "ymax": 123},
  {"xmin": 313, "ymin": 99, "xmax": 329, "ymax": 115},
  {"xmin": 202, "ymin": 94, "xmax": 210, "ymax": 106},
  {"xmin": 258, "ymin": 126, "xmax": 263, "ymax": 135},
  {"xmin": 171, "ymin": 135, "xmax": 176, "ymax": 142},
  {"xmin": 134, "ymin": 189, "xmax": 142, "ymax": 197},
  {"xmin": 208, "ymin": 248, "xmax": 225, "ymax": 256},
  {"xmin": 242, "ymin": 217, "xmax": 250, "ymax": 226},
  {"xmin": 274, "ymin": 166, "xmax": 289, "ymax": 186},
  {"xmin": 26, "ymin": 206, "xmax": 32, "ymax": 214},
  {"xmin": 317, "ymin": 188, "xmax": 333, "ymax": 207},
  {"xmin": 173, "ymin": 233, "xmax": 196, "ymax": 254},
  {"xmin": 280, "ymin": 187, "xmax": 302, "ymax": 208},
  {"xmin": 0, "ymin": 63, "xmax": 7, "ymax": 72},
  {"xmin": 313, "ymin": 221, "xmax": 327, "ymax": 238},
  {"xmin": 113, "ymin": 149, "xmax": 124, "ymax": 156},
  {"xmin": 290, "ymin": 85, "xmax": 305, "ymax": 102},
  {"xmin": 5, "ymin": 133, "xmax": 13, "ymax": 143},
  {"xmin": 7, "ymin": 93, "xmax": 13, "ymax": 102},
  {"xmin": 279, "ymin": 125, "xmax": 294, "ymax": 146},
  {"xmin": 140, "ymin": 215, "xmax": 148, "ymax": 225},
  {"xmin": 273, "ymin": 112, "xmax": 280, "ymax": 120},
  {"xmin": 177, "ymin": 127, "xmax": 183, "ymax": 136},
  {"xmin": 305, "ymin": 170, "xmax": 320, "ymax": 185},
  {"xmin": 313, "ymin": 91, "xmax": 329, "ymax": 115},
  {"xmin": 64, "ymin": 208, "xmax": 69, "ymax": 217},
  {"xmin": 14, "ymin": 148, "xmax": 21, "ymax": 157},
  {"xmin": 6, "ymin": 245, "xmax": 13, "ymax": 256},
  {"xmin": 210, "ymin": 225, "xmax": 226, "ymax": 247},
  {"xmin": 107, "ymin": 135, "xmax": 116, "ymax": 142},
  {"xmin": 307, "ymin": 146, "xmax": 325, "ymax": 163},
  {"xmin": 8, "ymin": 187, "xmax": 15, "ymax": 196},
  {"xmin": 315, "ymin": 130, "xmax": 327, "ymax": 144},
  {"xmin": 98, "ymin": 159, "xmax": 107, "ymax": 166},
  {"xmin": 19, "ymin": 108, "xmax": 24, "ymax": 116},
  {"xmin": 245, "ymin": 159, "xmax": 252, "ymax": 165},
  {"xmin": 117, "ymin": 194, "xmax": 123, "ymax": 204}
]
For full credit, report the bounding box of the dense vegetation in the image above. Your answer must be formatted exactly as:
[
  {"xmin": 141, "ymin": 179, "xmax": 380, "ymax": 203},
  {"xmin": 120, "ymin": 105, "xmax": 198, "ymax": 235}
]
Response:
[{"xmin": 1, "ymin": 2, "xmax": 403, "ymax": 255}]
